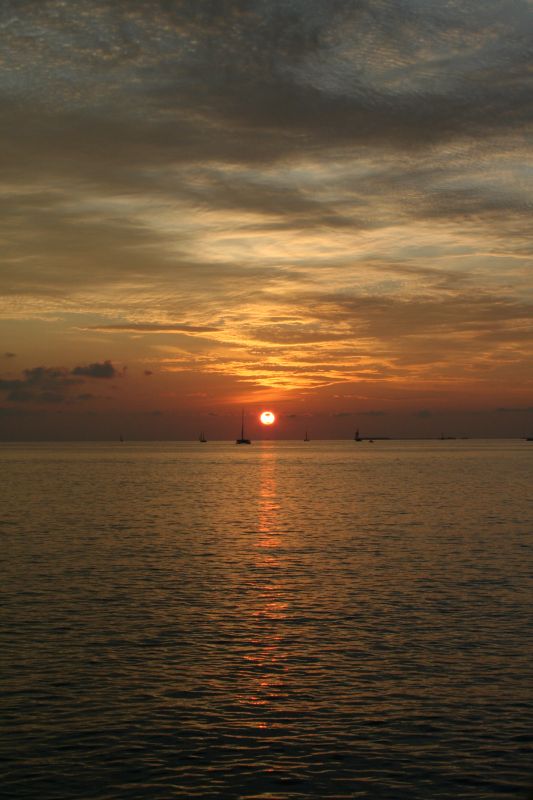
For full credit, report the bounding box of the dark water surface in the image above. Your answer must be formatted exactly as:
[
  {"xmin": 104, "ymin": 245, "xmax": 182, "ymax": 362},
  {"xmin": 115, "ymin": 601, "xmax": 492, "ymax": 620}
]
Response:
[{"xmin": 1, "ymin": 440, "xmax": 532, "ymax": 799}]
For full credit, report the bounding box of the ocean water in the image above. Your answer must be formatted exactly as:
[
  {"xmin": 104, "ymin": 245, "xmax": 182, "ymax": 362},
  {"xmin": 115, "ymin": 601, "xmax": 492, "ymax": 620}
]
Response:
[{"xmin": 1, "ymin": 440, "xmax": 532, "ymax": 800}]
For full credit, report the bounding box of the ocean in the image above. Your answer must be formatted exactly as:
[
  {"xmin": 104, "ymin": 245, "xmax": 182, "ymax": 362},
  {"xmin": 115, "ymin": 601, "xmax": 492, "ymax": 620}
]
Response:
[{"xmin": 1, "ymin": 440, "xmax": 532, "ymax": 799}]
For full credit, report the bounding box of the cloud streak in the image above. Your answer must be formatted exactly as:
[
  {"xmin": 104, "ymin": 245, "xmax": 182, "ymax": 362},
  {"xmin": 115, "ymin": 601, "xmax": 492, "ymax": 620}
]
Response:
[{"xmin": 86, "ymin": 323, "xmax": 220, "ymax": 334}]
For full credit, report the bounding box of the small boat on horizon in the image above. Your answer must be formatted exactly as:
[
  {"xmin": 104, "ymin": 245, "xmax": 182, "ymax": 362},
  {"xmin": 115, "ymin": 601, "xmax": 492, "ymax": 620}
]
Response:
[
  {"xmin": 236, "ymin": 410, "xmax": 251, "ymax": 444},
  {"xmin": 354, "ymin": 429, "xmax": 362, "ymax": 442},
  {"xmin": 304, "ymin": 431, "xmax": 310, "ymax": 442},
  {"xmin": 199, "ymin": 432, "xmax": 207, "ymax": 442}
]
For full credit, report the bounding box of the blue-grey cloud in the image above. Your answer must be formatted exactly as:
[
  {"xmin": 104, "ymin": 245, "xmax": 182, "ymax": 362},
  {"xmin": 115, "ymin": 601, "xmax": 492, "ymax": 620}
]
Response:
[
  {"xmin": 0, "ymin": 366, "xmax": 81, "ymax": 403},
  {"xmin": 2, "ymin": 1, "xmax": 530, "ymax": 155},
  {"xmin": 0, "ymin": 361, "xmax": 119, "ymax": 404}
]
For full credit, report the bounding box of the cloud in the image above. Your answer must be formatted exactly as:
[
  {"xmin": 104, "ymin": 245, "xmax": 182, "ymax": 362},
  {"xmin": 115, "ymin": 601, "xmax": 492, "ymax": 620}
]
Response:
[
  {"xmin": 4, "ymin": 352, "xmax": 16, "ymax": 358},
  {"xmin": 72, "ymin": 360, "xmax": 116, "ymax": 378},
  {"xmin": 0, "ymin": 366, "xmax": 81, "ymax": 403},
  {"xmin": 0, "ymin": 0, "xmax": 531, "ymax": 409},
  {"xmin": 3, "ymin": 1, "xmax": 530, "ymax": 158},
  {"xmin": 86, "ymin": 323, "xmax": 220, "ymax": 334},
  {"xmin": 0, "ymin": 406, "xmax": 37, "ymax": 417},
  {"xmin": 0, "ymin": 361, "xmax": 119, "ymax": 404},
  {"xmin": 496, "ymin": 406, "xmax": 533, "ymax": 414},
  {"xmin": 73, "ymin": 393, "xmax": 111, "ymax": 402},
  {"xmin": 144, "ymin": 370, "xmax": 153, "ymax": 376}
]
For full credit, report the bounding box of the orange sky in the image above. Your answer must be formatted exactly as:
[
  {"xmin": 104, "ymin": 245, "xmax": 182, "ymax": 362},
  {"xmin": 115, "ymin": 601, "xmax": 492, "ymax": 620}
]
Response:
[{"xmin": 1, "ymin": 1, "xmax": 532, "ymax": 439}]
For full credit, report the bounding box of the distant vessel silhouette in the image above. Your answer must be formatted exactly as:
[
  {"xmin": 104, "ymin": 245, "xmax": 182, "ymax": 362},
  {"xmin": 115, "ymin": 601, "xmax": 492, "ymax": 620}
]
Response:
[
  {"xmin": 304, "ymin": 431, "xmax": 309, "ymax": 442},
  {"xmin": 119, "ymin": 434, "xmax": 124, "ymax": 443},
  {"xmin": 354, "ymin": 429, "xmax": 362, "ymax": 442},
  {"xmin": 236, "ymin": 410, "xmax": 251, "ymax": 444},
  {"xmin": 199, "ymin": 432, "xmax": 207, "ymax": 443}
]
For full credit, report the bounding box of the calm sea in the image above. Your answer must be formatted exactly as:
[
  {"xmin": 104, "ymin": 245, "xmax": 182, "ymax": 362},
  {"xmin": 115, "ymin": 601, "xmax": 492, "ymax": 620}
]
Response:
[{"xmin": 1, "ymin": 440, "xmax": 532, "ymax": 799}]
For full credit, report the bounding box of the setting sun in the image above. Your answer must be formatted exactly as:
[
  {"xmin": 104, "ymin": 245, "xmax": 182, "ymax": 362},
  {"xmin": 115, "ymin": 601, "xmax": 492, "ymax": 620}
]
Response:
[{"xmin": 260, "ymin": 411, "xmax": 276, "ymax": 425}]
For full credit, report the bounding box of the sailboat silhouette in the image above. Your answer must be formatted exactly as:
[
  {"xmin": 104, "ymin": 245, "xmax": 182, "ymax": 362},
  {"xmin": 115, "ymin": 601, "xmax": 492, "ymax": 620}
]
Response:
[{"xmin": 236, "ymin": 410, "xmax": 251, "ymax": 444}]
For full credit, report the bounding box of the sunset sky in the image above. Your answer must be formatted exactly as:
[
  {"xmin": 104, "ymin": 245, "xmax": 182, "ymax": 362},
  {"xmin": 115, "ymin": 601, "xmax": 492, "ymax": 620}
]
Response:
[{"xmin": 1, "ymin": 0, "xmax": 532, "ymax": 439}]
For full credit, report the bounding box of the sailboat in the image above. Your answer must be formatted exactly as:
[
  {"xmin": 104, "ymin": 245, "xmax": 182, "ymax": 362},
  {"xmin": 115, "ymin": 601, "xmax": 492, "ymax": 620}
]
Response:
[
  {"xmin": 354, "ymin": 429, "xmax": 362, "ymax": 442},
  {"xmin": 236, "ymin": 410, "xmax": 251, "ymax": 444},
  {"xmin": 304, "ymin": 431, "xmax": 310, "ymax": 442},
  {"xmin": 199, "ymin": 432, "xmax": 207, "ymax": 442}
]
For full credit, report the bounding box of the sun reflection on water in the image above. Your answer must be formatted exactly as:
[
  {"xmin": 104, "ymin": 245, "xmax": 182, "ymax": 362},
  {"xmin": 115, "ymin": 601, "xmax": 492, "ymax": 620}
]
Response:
[{"xmin": 237, "ymin": 447, "xmax": 290, "ymax": 727}]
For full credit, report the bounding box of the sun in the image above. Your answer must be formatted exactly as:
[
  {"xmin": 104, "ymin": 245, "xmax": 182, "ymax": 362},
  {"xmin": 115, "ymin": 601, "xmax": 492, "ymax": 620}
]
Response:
[{"xmin": 260, "ymin": 410, "xmax": 276, "ymax": 425}]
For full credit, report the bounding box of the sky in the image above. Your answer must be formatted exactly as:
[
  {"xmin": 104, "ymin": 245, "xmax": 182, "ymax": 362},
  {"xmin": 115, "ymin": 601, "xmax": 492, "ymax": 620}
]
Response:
[{"xmin": 1, "ymin": 0, "xmax": 532, "ymax": 439}]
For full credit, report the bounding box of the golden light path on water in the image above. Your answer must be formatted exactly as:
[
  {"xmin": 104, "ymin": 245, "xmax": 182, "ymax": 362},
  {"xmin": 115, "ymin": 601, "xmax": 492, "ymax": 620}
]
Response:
[{"xmin": 238, "ymin": 450, "xmax": 286, "ymax": 726}]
